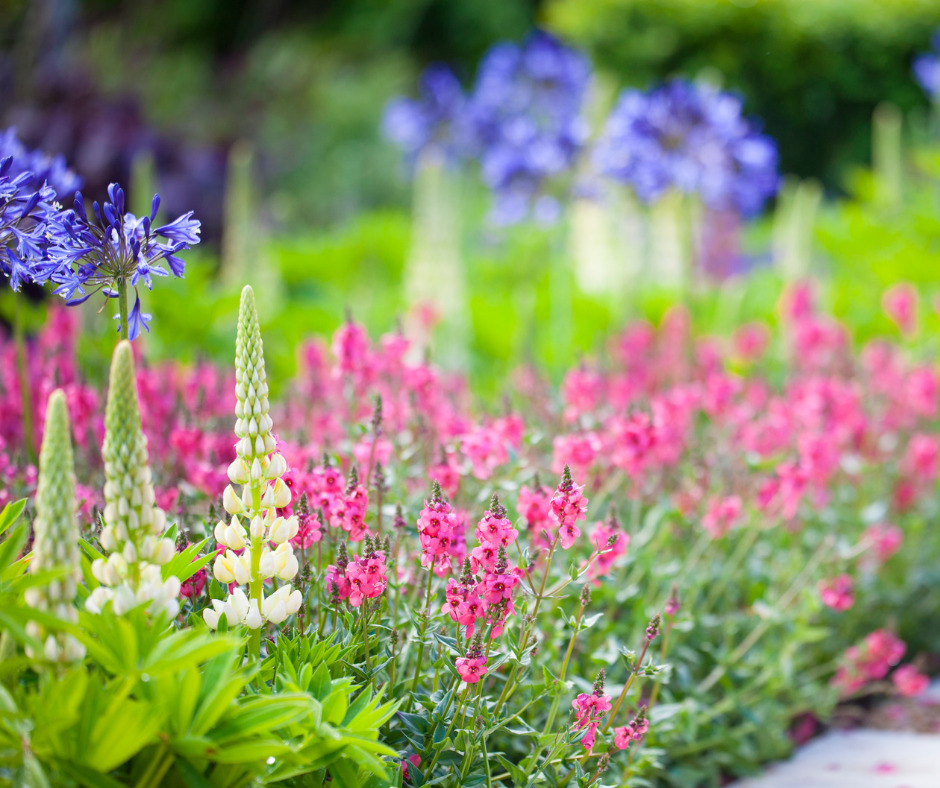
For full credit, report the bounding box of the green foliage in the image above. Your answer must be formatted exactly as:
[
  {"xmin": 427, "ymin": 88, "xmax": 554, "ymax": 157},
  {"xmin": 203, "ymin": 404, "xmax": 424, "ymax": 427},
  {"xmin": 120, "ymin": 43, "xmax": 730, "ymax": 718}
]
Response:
[{"xmin": 547, "ymin": 0, "xmax": 940, "ymax": 184}]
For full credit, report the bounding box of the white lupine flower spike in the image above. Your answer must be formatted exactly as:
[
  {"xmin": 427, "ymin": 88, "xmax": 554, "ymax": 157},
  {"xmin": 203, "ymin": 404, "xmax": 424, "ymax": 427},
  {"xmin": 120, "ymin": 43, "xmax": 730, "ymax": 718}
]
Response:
[
  {"xmin": 87, "ymin": 341, "xmax": 180, "ymax": 618},
  {"xmin": 204, "ymin": 285, "xmax": 302, "ymax": 651}
]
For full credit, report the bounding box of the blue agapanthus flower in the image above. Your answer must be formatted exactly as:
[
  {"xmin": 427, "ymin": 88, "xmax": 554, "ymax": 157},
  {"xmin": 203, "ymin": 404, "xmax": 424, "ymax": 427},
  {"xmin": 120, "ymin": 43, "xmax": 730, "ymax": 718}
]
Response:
[
  {"xmin": 0, "ymin": 158, "xmax": 61, "ymax": 291},
  {"xmin": 39, "ymin": 183, "xmax": 201, "ymax": 340},
  {"xmin": 467, "ymin": 30, "xmax": 591, "ymax": 225},
  {"xmin": 0, "ymin": 128, "xmax": 82, "ymax": 198},
  {"xmin": 914, "ymin": 32, "xmax": 940, "ymax": 99},
  {"xmin": 594, "ymin": 79, "xmax": 779, "ymax": 216},
  {"xmin": 382, "ymin": 64, "xmax": 470, "ymax": 165}
]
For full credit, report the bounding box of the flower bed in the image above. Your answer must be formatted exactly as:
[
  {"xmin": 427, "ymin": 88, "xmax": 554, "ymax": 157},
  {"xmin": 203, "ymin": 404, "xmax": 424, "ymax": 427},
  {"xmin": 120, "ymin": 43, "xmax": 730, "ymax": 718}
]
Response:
[{"xmin": 1, "ymin": 277, "xmax": 938, "ymax": 787}]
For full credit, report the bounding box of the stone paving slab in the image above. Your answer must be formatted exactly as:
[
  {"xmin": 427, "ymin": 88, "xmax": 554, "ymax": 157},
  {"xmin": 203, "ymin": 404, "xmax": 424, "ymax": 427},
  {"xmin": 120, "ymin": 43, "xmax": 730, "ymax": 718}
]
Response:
[{"xmin": 732, "ymin": 729, "xmax": 940, "ymax": 788}]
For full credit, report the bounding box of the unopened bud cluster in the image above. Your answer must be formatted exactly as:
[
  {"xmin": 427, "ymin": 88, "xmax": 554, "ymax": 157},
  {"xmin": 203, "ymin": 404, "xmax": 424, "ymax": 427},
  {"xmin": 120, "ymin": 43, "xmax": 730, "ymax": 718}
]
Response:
[
  {"xmin": 87, "ymin": 342, "xmax": 180, "ymax": 617},
  {"xmin": 204, "ymin": 286, "xmax": 301, "ymax": 630},
  {"xmin": 25, "ymin": 390, "xmax": 85, "ymax": 661}
]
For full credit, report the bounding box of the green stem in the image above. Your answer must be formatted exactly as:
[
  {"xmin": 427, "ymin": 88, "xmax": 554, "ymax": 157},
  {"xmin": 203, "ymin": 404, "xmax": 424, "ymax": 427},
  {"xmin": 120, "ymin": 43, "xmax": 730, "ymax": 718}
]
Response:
[
  {"xmin": 409, "ymin": 568, "xmax": 435, "ymax": 702},
  {"xmin": 426, "ymin": 684, "xmax": 469, "ymax": 775},
  {"xmin": 12, "ymin": 297, "xmax": 36, "ymax": 463},
  {"xmin": 117, "ymin": 277, "xmax": 130, "ymax": 341},
  {"xmin": 523, "ymin": 602, "xmax": 585, "ymax": 777},
  {"xmin": 492, "ymin": 535, "xmax": 560, "ymax": 715},
  {"xmin": 603, "ymin": 638, "xmax": 652, "ymax": 734}
]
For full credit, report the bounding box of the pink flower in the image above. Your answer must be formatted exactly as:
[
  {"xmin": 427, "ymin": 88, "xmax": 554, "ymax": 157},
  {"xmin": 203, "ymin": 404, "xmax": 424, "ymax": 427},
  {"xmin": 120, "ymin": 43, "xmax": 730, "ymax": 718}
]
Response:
[
  {"xmin": 861, "ymin": 523, "xmax": 902, "ymax": 565},
  {"xmin": 551, "ymin": 465, "xmax": 588, "ymax": 548},
  {"xmin": 702, "ymin": 495, "xmax": 742, "ymax": 539},
  {"xmin": 818, "ymin": 574, "xmax": 855, "ymax": 612},
  {"xmin": 401, "ymin": 753, "xmax": 421, "ymax": 780},
  {"xmin": 291, "ymin": 514, "xmax": 323, "ymax": 550},
  {"xmin": 455, "ymin": 655, "xmax": 487, "ymax": 683},
  {"xmin": 572, "ymin": 676, "xmax": 612, "ymax": 753},
  {"xmin": 882, "ymin": 282, "xmax": 918, "ymax": 337},
  {"xmin": 892, "ymin": 664, "xmax": 929, "ymax": 697}
]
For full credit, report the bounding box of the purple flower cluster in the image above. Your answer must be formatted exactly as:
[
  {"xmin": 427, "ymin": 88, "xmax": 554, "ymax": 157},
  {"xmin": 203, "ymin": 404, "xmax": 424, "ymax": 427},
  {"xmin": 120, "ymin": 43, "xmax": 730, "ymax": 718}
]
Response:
[
  {"xmin": 0, "ymin": 127, "xmax": 200, "ymax": 340},
  {"xmin": 381, "ymin": 65, "xmax": 469, "ymax": 165},
  {"xmin": 914, "ymin": 32, "xmax": 940, "ymax": 99},
  {"xmin": 383, "ymin": 30, "xmax": 592, "ymax": 225},
  {"xmin": 594, "ymin": 79, "xmax": 779, "ymax": 216},
  {"xmin": 467, "ymin": 31, "xmax": 591, "ymax": 225},
  {"xmin": 0, "ymin": 131, "xmax": 71, "ymax": 291},
  {"xmin": 37, "ymin": 184, "xmax": 201, "ymax": 340},
  {"xmin": 0, "ymin": 128, "xmax": 83, "ymax": 199}
]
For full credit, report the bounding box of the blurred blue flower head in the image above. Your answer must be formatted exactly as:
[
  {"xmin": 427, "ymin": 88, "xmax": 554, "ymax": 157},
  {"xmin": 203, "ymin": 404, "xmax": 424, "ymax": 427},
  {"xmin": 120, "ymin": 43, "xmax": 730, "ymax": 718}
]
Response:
[
  {"xmin": 594, "ymin": 79, "xmax": 779, "ymax": 216},
  {"xmin": 0, "ymin": 138, "xmax": 66, "ymax": 292},
  {"xmin": 0, "ymin": 127, "xmax": 83, "ymax": 199},
  {"xmin": 913, "ymin": 31, "xmax": 940, "ymax": 99},
  {"xmin": 468, "ymin": 30, "xmax": 592, "ymax": 225},
  {"xmin": 382, "ymin": 64, "xmax": 470, "ymax": 165}
]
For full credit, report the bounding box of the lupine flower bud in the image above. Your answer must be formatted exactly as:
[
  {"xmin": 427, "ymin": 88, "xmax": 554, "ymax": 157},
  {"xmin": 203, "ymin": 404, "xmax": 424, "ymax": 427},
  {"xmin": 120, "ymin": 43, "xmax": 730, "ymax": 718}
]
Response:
[
  {"xmin": 25, "ymin": 390, "xmax": 85, "ymax": 662},
  {"xmin": 86, "ymin": 343, "xmax": 179, "ymax": 618}
]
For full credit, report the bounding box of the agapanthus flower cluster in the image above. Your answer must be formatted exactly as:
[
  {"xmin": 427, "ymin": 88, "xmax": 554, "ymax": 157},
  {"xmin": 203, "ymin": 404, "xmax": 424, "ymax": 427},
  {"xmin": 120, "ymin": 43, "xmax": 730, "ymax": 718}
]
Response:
[
  {"xmin": 383, "ymin": 30, "xmax": 591, "ymax": 225},
  {"xmin": 572, "ymin": 670, "xmax": 612, "ymax": 753},
  {"xmin": 0, "ymin": 156, "xmax": 59, "ymax": 290},
  {"xmin": 594, "ymin": 79, "xmax": 779, "ymax": 216},
  {"xmin": 86, "ymin": 342, "xmax": 180, "ymax": 617},
  {"xmin": 382, "ymin": 65, "xmax": 470, "ymax": 165},
  {"xmin": 914, "ymin": 31, "xmax": 940, "ymax": 99},
  {"xmin": 38, "ymin": 183, "xmax": 200, "ymax": 339},
  {"xmin": 205, "ymin": 286, "xmax": 301, "ymax": 630},
  {"xmin": 466, "ymin": 30, "xmax": 591, "ymax": 225},
  {"xmin": 0, "ymin": 127, "xmax": 82, "ymax": 198}
]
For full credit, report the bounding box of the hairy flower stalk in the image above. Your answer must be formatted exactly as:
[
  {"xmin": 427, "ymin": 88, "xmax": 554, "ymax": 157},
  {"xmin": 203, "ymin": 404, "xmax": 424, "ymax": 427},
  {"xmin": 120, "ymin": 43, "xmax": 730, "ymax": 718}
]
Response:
[
  {"xmin": 24, "ymin": 389, "xmax": 84, "ymax": 662},
  {"xmin": 87, "ymin": 341, "xmax": 180, "ymax": 616},
  {"xmin": 204, "ymin": 285, "xmax": 301, "ymax": 655}
]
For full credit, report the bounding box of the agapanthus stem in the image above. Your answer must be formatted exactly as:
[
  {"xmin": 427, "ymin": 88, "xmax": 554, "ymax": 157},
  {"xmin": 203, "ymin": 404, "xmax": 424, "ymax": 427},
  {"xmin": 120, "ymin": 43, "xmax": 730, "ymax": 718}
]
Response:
[
  {"xmin": 12, "ymin": 297, "xmax": 36, "ymax": 463},
  {"xmin": 117, "ymin": 277, "xmax": 129, "ymax": 341}
]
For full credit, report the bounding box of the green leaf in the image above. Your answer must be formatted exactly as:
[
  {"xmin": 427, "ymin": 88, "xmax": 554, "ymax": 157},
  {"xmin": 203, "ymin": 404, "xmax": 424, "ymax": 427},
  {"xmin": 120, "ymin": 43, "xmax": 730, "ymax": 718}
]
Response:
[{"xmin": 0, "ymin": 499, "xmax": 26, "ymax": 537}]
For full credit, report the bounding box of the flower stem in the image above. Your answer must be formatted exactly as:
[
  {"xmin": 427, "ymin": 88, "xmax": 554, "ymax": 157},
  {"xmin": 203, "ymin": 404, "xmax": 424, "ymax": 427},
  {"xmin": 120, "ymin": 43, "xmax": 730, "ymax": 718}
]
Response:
[
  {"xmin": 409, "ymin": 567, "xmax": 435, "ymax": 703},
  {"xmin": 602, "ymin": 638, "xmax": 652, "ymax": 734},
  {"xmin": 12, "ymin": 297, "xmax": 36, "ymax": 463},
  {"xmin": 117, "ymin": 277, "xmax": 129, "ymax": 341}
]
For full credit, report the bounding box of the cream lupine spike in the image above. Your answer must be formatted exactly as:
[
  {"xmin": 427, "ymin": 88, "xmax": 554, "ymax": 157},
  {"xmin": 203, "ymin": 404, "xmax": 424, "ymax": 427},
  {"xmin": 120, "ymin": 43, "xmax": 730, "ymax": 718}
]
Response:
[
  {"xmin": 204, "ymin": 285, "xmax": 301, "ymax": 630},
  {"xmin": 25, "ymin": 390, "xmax": 85, "ymax": 662},
  {"xmin": 86, "ymin": 341, "xmax": 180, "ymax": 616}
]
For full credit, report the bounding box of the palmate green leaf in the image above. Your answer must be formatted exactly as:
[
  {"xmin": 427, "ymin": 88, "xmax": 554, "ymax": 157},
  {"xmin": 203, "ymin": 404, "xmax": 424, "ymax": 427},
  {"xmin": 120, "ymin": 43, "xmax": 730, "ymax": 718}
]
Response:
[
  {"xmin": 57, "ymin": 761, "xmax": 128, "ymax": 788},
  {"xmin": 0, "ymin": 499, "xmax": 26, "ymax": 537},
  {"xmin": 161, "ymin": 538, "xmax": 214, "ymax": 584},
  {"xmin": 208, "ymin": 693, "xmax": 313, "ymax": 743},
  {"xmin": 189, "ymin": 657, "xmax": 256, "ymax": 737}
]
